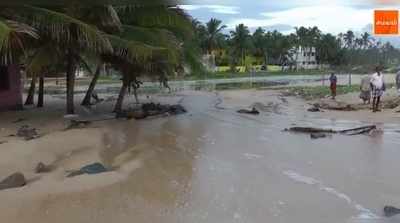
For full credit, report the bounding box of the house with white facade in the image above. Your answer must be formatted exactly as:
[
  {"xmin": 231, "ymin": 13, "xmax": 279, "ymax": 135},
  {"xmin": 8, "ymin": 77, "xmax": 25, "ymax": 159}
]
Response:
[{"xmin": 293, "ymin": 46, "xmax": 318, "ymax": 70}]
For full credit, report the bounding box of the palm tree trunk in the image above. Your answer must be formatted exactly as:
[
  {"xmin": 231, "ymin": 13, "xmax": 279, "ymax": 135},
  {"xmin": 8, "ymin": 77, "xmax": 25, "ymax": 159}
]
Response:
[
  {"xmin": 114, "ymin": 80, "xmax": 128, "ymax": 113},
  {"xmin": 24, "ymin": 74, "xmax": 36, "ymax": 105},
  {"xmin": 133, "ymin": 87, "xmax": 139, "ymax": 104},
  {"xmin": 81, "ymin": 64, "xmax": 102, "ymax": 106},
  {"xmin": 66, "ymin": 52, "xmax": 76, "ymax": 114},
  {"xmin": 37, "ymin": 75, "xmax": 44, "ymax": 107}
]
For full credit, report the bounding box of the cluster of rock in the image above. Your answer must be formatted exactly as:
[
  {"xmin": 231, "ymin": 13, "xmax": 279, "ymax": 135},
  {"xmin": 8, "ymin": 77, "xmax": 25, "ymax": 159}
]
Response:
[{"xmin": 0, "ymin": 162, "xmax": 108, "ymax": 191}]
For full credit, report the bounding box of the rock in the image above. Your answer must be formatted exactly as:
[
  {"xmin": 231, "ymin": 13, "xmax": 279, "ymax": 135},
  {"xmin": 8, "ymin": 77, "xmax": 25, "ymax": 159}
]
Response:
[
  {"xmin": 131, "ymin": 110, "xmax": 147, "ymax": 120},
  {"xmin": 310, "ymin": 133, "xmax": 327, "ymax": 139},
  {"xmin": 35, "ymin": 162, "xmax": 51, "ymax": 173},
  {"xmin": 65, "ymin": 120, "xmax": 92, "ymax": 130},
  {"xmin": 16, "ymin": 125, "xmax": 39, "ymax": 140},
  {"xmin": 168, "ymin": 104, "xmax": 187, "ymax": 115},
  {"xmin": 12, "ymin": 118, "xmax": 27, "ymax": 123},
  {"xmin": 67, "ymin": 162, "xmax": 108, "ymax": 178},
  {"xmin": 0, "ymin": 172, "xmax": 26, "ymax": 190},
  {"xmin": 307, "ymin": 106, "xmax": 321, "ymax": 112},
  {"xmin": 237, "ymin": 108, "xmax": 260, "ymax": 115},
  {"xmin": 384, "ymin": 206, "xmax": 400, "ymax": 217}
]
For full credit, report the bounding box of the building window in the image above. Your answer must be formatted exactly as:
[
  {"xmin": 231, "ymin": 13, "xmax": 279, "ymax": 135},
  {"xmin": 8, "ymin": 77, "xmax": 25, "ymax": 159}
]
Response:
[
  {"xmin": 311, "ymin": 52, "xmax": 315, "ymax": 56},
  {"xmin": 303, "ymin": 53, "xmax": 306, "ymax": 56},
  {"xmin": 302, "ymin": 62, "xmax": 306, "ymax": 65},
  {"xmin": 0, "ymin": 66, "xmax": 10, "ymax": 92}
]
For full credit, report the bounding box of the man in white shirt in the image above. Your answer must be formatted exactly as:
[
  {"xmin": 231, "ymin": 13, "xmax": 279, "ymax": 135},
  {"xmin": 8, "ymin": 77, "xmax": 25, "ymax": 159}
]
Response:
[{"xmin": 370, "ymin": 67, "xmax": 385, "ymax": 112}]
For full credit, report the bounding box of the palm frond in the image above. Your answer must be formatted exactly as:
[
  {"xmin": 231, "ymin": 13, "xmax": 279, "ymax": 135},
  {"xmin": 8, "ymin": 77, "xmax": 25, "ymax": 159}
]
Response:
[
  {"xmin": 116, "ymin": 5, "xmax": 193, "ymax": 39},
  {"xmin": 9, "ymin": 6, "xmax": 112, "ymax": 54},
  {"xmin": 26, "ymin": 43, "xmax": 60, "ymax": 75},
  {"xmin": 0, "ymin": 19, "xmax": 38, "ymax": 65},
  {"xmin": 70, "ymin": 5, "xmax": 122, "ymax": 33},
  {"xmin": 120, "ymin": 25, "xmax": 181, "ymax": 64},
  {"xmin": 105, "ymin": 34, "xmax": 165, "ymax": 64}
]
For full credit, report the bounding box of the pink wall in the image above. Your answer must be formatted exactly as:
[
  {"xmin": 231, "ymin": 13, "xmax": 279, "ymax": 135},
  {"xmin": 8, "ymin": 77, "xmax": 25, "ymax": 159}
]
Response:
[{"xmin": 0, "ymin": 65, "xmax": 23, "ymax": 111}]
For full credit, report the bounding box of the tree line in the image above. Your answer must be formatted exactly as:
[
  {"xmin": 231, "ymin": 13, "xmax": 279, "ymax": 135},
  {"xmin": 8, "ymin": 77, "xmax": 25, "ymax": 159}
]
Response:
[{"xmin": 192, "ymin": 18, "xmax": 400, "ymax": 72}]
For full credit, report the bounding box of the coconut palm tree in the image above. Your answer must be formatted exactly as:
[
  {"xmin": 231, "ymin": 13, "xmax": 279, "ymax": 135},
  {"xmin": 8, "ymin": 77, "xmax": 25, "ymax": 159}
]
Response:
[
  {"xmin": 361, "ymin": 32, "xmax": 371, "ymax": 49},
  {"xmin": 344, "ymin": 30, "xmax": 355, "ymax": 49},
  {"xmin": 204, "ymin": 18, "xmax": 226, "ymax": 55},
  {"xmin": 230, "ymin": 23, "xmax": 251, "ymax": 67},
  {"xmin": 252, "ymin": 27, "xmax": 267, "ymax": 64}
]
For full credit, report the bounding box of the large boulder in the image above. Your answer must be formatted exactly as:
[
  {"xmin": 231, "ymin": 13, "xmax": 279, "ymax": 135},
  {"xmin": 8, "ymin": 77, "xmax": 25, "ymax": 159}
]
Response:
[{"xmin": 0, "ymin": 172, "xmax": 26, "ymax": 190}]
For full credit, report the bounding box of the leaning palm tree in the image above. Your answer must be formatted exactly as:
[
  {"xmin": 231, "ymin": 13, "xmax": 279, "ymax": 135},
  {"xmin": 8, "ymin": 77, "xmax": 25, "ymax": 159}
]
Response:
[{"xmin": 81, "ymin": 4, "xmax": 193, "ymax": 108}]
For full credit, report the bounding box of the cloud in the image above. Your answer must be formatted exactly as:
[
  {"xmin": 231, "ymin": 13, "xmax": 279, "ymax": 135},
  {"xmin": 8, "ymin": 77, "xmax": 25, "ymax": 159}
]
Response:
[
  {"xmin": 226, "ymin": 5, "xmax": 373, "ymax": 34},
  {"xmin": 180, "ymin": 5, "xmax": 240, "ymax": 14},
  {"xmin": 264, "ymin": 24, "xmax": 294, "ymax": 32}
]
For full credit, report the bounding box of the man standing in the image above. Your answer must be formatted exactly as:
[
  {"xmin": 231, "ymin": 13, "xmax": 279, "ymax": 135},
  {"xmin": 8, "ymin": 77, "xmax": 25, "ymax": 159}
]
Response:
[
  {"xmin": 329, "ymin": 73, "xmax": 337, "ymax": 100},
  {"xmin": 370, "ymin": 67, "xmax": 385, "ymax": 112}
]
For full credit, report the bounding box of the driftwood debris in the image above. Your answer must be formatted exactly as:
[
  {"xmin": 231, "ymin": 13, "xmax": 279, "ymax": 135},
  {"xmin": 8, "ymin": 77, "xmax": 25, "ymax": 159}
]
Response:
[
  {"xmin": 310, "ymin": 133, "xmax": 327, "ymax": 139},
  {"xmin": 285, "ymin": 125, "xmax": 377, "ymax": 136}
]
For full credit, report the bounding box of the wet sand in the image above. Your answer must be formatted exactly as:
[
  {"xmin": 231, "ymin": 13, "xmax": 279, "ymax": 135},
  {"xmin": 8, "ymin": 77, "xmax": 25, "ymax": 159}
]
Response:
[{"xmin": 0, "ymin": 90, "xmax": 400, "ymax": 223}]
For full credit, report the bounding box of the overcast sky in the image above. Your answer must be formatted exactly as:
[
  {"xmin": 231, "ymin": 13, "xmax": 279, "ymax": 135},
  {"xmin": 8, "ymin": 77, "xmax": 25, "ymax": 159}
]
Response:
[{"xmin": 180, "ymin": 0, "xmax": 400, "ymax": 45}]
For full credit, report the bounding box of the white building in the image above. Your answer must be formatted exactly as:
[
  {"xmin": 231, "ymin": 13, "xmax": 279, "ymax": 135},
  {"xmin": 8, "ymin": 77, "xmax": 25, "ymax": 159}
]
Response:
[{"xmin": 293, "ymin": 46, "xmax": 318, "ymax": 70}]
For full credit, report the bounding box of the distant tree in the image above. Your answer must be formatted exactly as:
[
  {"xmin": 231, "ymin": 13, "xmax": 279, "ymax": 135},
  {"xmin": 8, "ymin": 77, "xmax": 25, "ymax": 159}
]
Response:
[
  {"xmin": 361, "ymin": 32, "xmax": 371, "ymax": 49},
  {"xmin": 344, "ymin": 30, "xmax": 355, "ymax": 49},
  {"xmin": 252, "ymin": 27, "xmax": 266, "ymax": 62},
  {"xmin": 230, "ymin": 23, "xmax": 251, "ymax": 67},
  {"xmin": 204, "ymin": 18, "xmax": 226, "ymax": 54}
]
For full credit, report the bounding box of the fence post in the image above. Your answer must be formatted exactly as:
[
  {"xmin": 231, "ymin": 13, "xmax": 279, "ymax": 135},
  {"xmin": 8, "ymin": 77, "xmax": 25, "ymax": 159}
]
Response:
[{"xmin": 348, "ymin": 73, "xmax": 352, "ymax": 86}]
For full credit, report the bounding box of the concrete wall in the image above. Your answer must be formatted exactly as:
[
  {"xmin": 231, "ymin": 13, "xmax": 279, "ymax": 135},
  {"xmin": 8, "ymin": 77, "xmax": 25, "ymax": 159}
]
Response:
[{"xmin": 0, "ymin": 65, "xmax": 23, "ymax": 111}]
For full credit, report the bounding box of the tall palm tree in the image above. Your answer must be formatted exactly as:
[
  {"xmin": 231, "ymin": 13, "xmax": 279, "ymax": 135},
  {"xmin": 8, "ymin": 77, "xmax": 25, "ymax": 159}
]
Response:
[
  {"xmin": 252, "ymin": 27, "xmax": 266, "ymax": 63},
  {"xmin": 204, "ymin": 18, "xmax": 226, "ymax": 54},
  {"xmin": 361, "ymin": 32, "xmax": 371, "ymax": 49},
  {"xmin": 230, "ymin": 23, "xmax": 250, "ymax": 67},
  {"xmin": 344, "ymin": 30, "xmax": 355, "ymax": 49}
]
